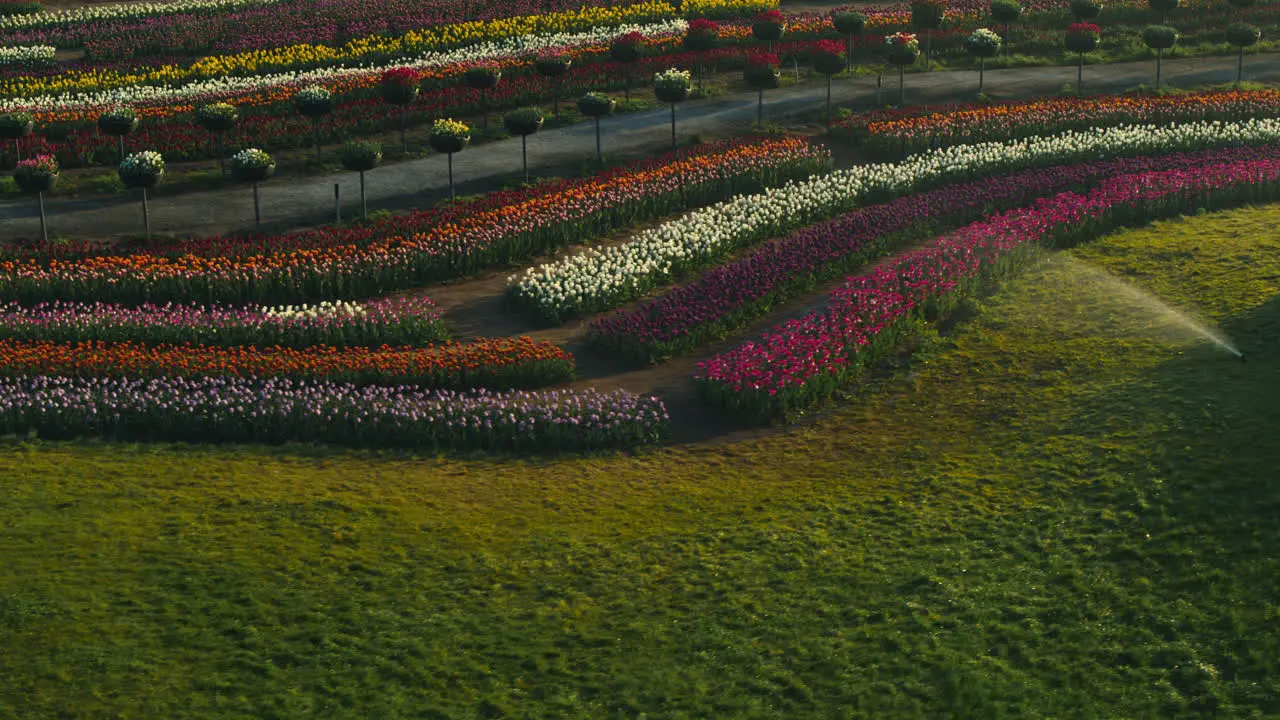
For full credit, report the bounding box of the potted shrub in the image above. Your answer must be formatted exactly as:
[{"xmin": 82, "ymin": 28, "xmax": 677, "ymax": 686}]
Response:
[
  {"xmin": 13, "ymin": 154, "xmax": 57, "ymax": 242},
  {"xmin": 195, "ymin": 102, "xmax": 239, "ymax": 176},
  {"xmin": 533, "ymin": 51, "xmax": 571, "ymax": 116},
  {"xmin": 884, "ymin": 32, "xmax": 921, "ymax": 106},
  {"xmin": 380, "ymin": 67, "xmax": 420, "ymax": 153},
  {"xmin": 338, "ymin": 140, "xmax": 382, "ymax": 220},
  {"xmin": 990, "ymin": 0, "xmax": 1022, "ymax": 56},
  {"xmin": 229, "ymin": 148, "xmax": 275, "ymax": 224},
  {"xmin": 1064, "ymin": 22, "xmax": 1101, "ymax": 95},
  {"xmin": 0, "ymin": 111, "xmax": 34, "ymax": 164},
  {"xmin": 910, "ymin": 0, "xmax": 947, "ymax": 66},
  {"xmin": 610, "ymin": 31, "xmax": 646, "ymax": 101},
  {"xmin": 577, "ymin": 91, "xmax": 616, "ymax": 164},
  {"xmin": 965, "ymin": 27, "xmax": 1002, "ymax": 94},
  {"xmin": 1226, "ymin": 23, "xmax": 1262, "ymax": 83},
  {"xmin": 831, "ymin": 10, "xmax": 867, "ymax": 70},
  {"xmin": 743, "ymin": 52, "xmax": 781, "ymax": 125},
  {"xmin": 752, "ymin": 9, "xmax": 786, "ymax": 52},
  {"xmin": 811, "ymin": 40, "xmax": 846, "ymax": 125},
  {"xmin": 97, "ymin": 106, "xmax": 138, "ymax": 162},
  {"xmin": 1141, "ymin": 25, "xmax": 1178, "ymax": 89},
  {"xmin": 502, "ymin": 106, "xmax": 544, "ymax": 184},
  {"xmin": 428, "ymin": 118, "xmax": 471, "ymax": 199},
  {"xmin": 1069, "ymin": 0, "xmax": 1102, "ymax": 20},
  {"xmin": 118, "ymin": 150, "xmax": 165, "ymax": 239},
  {"xmin": 683, "ymin": 18, "xmax": 719, "ymax": 92},
  {"xmin": 293, "ymin": 85, "xmax": 333, "ymax": 158},
  {"xmin": 464, "ymin": 61, "xmax": 502, "ymax": 132},
  {"xmin": 653, "ymin": 68, "xmax": 692, "ymax": 151}
]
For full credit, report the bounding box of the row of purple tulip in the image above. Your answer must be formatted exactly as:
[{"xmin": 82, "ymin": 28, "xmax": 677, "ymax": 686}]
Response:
[
  {"xmin": 0, "ymin": 375, "xmax": 669, "ymax": 450},
  {"xmin": 694, "ymin": 153, "xmax": 1280, "ymax": 420},
  {"xmin": 0, "ymin": 296, "xmax": 446, "ymax": 348}
]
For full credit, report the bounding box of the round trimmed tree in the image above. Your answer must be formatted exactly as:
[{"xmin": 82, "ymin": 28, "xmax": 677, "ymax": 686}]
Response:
[
  {"xmin": 293, "ymin": 85, "xmax": 333, "ymax": 158},
  {"xmin": 1226, "ymin": 23, "xmax": 1262, "ymax": 83},
  {"xmin": 577, "ymin": 91, "xmax": 616, "ymax": 164},
  {"xmin": 13, "ymin": 154, "xmax": 57, "ymax": 242},
  {"xmin": 464, "ymin": 62, "xmax": 502, "ymax": 133},
  {"xmin": 966, "ymin": 27, "xmax": 1002, "ymax": 95},
  {"xmin": 610, "ymin": 31, "xmax": 646, "ymax": 102},
  {"xmin": 743, "ymin": 51, "xmax": 781, "ymax": 125},
  {"xmin": 885, "ymin": 32, "xmax": 921, "ymax": 106},
  {"xmin": 653, "ymin": 68, "xmax": 692, "ymax": 151},
  {"xmin": 97, "ymin": 106, "xmax": 138, "ymax": 163},
  {"xmin": 503, "ymin": 106, "xmax": 544, "ymax": 184},
  {"xmin": 0, "ymin": 111, "xmax": 34, "ymax": 165},
  {"xmin": 831, "ymin": 10, "xmax": 867, "ymax": 70},
  {"xmin": 195, "ymin": 103, "xmax": 238, "ymax": 176},
  {"xmin": 429, "ymin": 118, "xmax": 471, "ymax": 200},
  {"xmin": 338, "ymin": 140, "xmax": 382, "ymax": 220},
  {"xmin": 990, "ymin": 0, "xmax": 1022, "ymax": 57},
  {"xmin": 534, "ymin": 51, "xmax": 571, "ymax": 116},
  {"xmin": 1069, "ymin": 0, "xmax": 1102, "ymax": 20},
  {"xmin": 752, "ymin": 9, "xmax": 786, "ymax": 53},
  {"xmin": 910, "ymin": 0, "xmax": 947, "ymax": 66},
  {"xmin": 380, "ymin": 67, "xmax": 420, "ymax": 153},
  {"xmin": 1141, "ymin": 25, "xmax": 1178, "ymax": 88},
  {"xmin": 229, "ymin": 148, "xmax": 275, "ymax": 225},
  {"xmin": 683, "ymin": 18, "xmax": 719, "ymax": 92},
  {"xmin": 811, "ymin": 40, "xmax": 846, "ymax": 125},
  {"xmin": 1065, "ymin": 22, "xmax": 1101, "ymax": 95},
  {"xmin": 117, "ymin": 150, "xmax": 165, "ymax": 239}
]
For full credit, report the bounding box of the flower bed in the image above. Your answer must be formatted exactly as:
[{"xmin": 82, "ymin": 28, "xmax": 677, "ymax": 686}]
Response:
[
  {"xmin": 838, "ymin": 89, "xmax": 1280, "ymax": 159},
  {"xmin": 0, "ymin": 137, "xmax": 829, "ymax": 304},
  {"xmin": 0, "ymin": 335, "xmax": 573, "ymax": 390},
  {"xmin": 0, "ymin": 44, "xmax": 52, "ymax": 66},
  {"xmin": 0, "ymin": 376, "xmax": 668, "ymax": 450},
  {"xmin": 0, "ymin": 297, "xmax": 447, "ymax": 348},
  {"xmin": 588, "ymin": 143, "xmax": 1280, "ymax": 362},
  {"xmin": 695, "ymin": 155, "xmax": 1280, "ymax": 420},
  {"xmin": 505, "ymin": 117, "xmax": 1280, "ymax": 324}
]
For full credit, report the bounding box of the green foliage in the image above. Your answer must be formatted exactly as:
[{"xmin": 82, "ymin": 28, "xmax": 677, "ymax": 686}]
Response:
[
  {"xmin": 1142, "ymin": 24, "xmax": 1180, "ymax": 50},
  {"xmin": 502, "ymin": 106, "xmax": 545, "ymax": 136},
  {"xmin": 1226, "ymin": 23, "xmax": 1262, "ymax": 48},
  {"xmin": 338, "ymin": 140, "xmax": 382, "ymax": 172},
  {"xmin": 990, "ymin": 0, "xmax": 1023, "ymax": 23},
  {"xmin": 831, "ymin": 10, "xmax": 868, "ymax": 35},
  {"xmin": 194, "ymin": 103, "xmax": 239, "ymax": 133},
  {"xmin": 1070, "ymin": 0, "xmax": 1103, "ymax": 19},
  {"xmin": 0, "ymin": 111, "xmax": 33, "ymax": 140}
]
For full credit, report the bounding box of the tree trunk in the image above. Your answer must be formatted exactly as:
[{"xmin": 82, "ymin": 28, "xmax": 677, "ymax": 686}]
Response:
[
  {"xmin": 117, "ymin": 135, "xmax": 125, "ymax": 163},
  {"xmin": 1003, "ymin": 23, "xmax": 1010, "ymax": 57},
  {"xmin": 141, "ymin": 187, "xmax": 151, "ymax": 240},
  {"xmin": 521, "ymin": 134, "xmax": 529, "ymax": 184},
  {"xmin": 400, "ymin": 106, "xmax": 408, "ymax": 153},
  {"xmin": 252, "ymin": 182, "xmax": 261, "ymax": 224},
  {"xmin": 623, "ymin": 68, "xmax": 630, "ymax": 102},
  {"xmin": 757, "ymin": 89, "xmax": 764, "ymax": 125},
  {"xmin": 216, "ymin": 135, "xmax": 224, "ymax": 177},
  {"xmin": 898, "ymin": 65, "xmax": 905, "ymax": 107},
  {"xmin": 1156, "ymin": 47, "xmax": 1163, "ymax": 89},
  {"xmin": 670, "ymin": 103, "xmax": 677, "ymax": 151},
  {"xmin": 314, "ymin": 119, "xmax": 322, "ymax": 158},
  {"xmin": 847, "ymin": 35, "xmax": 855, "ymax": 70},
  {"xmin": 1238, "ymin": 47, "xmax": 1245, "ymax": 83},
  {"xmin": 825, "ymin": 75, "xmax": 832, "ymax": 127},
  {"xmin": 360, "ymin": 171, "xmax": 367, "ymax": 220},
  {"xmin": 37, "ymin": 191, "xmax": 47, "ymax": 243},
  {"xmin": 594, "ymin": 117, "xmax": 603, "ymax": 164},
  {"xmin": 978, "ymin": 58, "xmax": 985, "ymax": 95},
  {"xmin": 1077, "ymin": 53, "xmax": 1084, "ymax": 96},
  {"xmin": 448, "ymin": 152, "xmax": 455, "ymax": 200}
]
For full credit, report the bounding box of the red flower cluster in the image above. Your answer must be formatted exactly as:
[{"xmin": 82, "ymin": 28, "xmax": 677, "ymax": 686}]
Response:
[
  {"xmin": 746, "ymin": 51, "xmax": 781, "ymax": 68},
  {"xmin": 1067, "ymin": 22, "xmax": 1102, "ymax": 36},
  {"xmin": 813, "ymin": 38, "xmax": 846, "ymax": 58},
  {"xmin": 613, "ymin": 30, "xmax": 645, "ymax": 47},
  {"xmin": 754, "ymin": 9, "xmax": 785, "ymax": 24},
  {"xmin": 380, "ymin": 67, "xmax": 421, "ymax": 87},
  {"xmin": 688, "ymin": 18, "xmax": 720, "ymax": 33}
]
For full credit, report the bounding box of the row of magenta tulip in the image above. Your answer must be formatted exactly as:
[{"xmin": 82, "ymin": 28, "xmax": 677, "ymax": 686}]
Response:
[
  {"xmin": 693, "ymin": 154, "xmax": 1280, "ymax": 420},
  {"xmin": 838, "ymin": 89, "xmax": 1280, "ymax": 160},
  {"xmin": 0, "ymin": 376, "xmax": 670, "ymax": 450},
  {"xmin": 587, "ymin": 143, "xmax": 1280, "ymax": 363},
  {"xmin": 0, "ymin": 335, "xmax": 574, "ymax": 390},
  {"xmin": 0, "ymin": 297, "xmax": 447, "ymax": 348},
  {"xmin": 0, "ymin": 138, "xmax": 829, "ymax": 305}
]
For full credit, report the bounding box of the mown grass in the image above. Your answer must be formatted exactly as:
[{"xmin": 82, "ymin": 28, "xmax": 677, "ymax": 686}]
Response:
[{"xmin": 2, "ymin": 206, "xmax": 1280, "ymax": 718}]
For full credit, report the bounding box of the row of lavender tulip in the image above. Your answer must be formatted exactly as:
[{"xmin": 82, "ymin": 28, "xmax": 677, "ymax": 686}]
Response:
[
  {"xmin": 588, "ymin": 143, "xmax": 1280, "ymax": 363},
  {"xmin": 0, "ymin": 297, "xmax": 446, "ymax": 348},
  {"xmin": 0, "ymin": 375, "xmax": 668, "ymax": 450},
  {"xmin": 694, "ymin": 154, "xmax": 1280, "ymax": 420}
]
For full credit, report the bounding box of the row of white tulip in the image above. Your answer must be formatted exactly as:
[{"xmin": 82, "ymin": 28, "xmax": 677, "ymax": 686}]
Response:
[
  {"xmin": 0, "ymin": 0, "xmax": 281, "ymax": 32},
  {"xmin": 507, "ymin": 118, "xmax": 1280, "ymax": 322},
  {"xmin": 260, "ymin": 301, "xmax": 370, "ymax": 321},
  {"xmin": 0, "ymin": 45, "xmax": 56, "ymax": 66},
  {"xmin": 0, "ymin": 19, "xmax": 687, "ymax": 113}
]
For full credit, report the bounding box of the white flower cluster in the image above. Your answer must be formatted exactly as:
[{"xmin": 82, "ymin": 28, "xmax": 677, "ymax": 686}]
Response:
[
  {"xmin": 119, "ymin": 149, "xmax": 165, "ymax": 174},
  {"xmin": 0, "ymin": 0, "xmax": 280, "ymax": 31},
  {"xmin": 508, "ymin": 118, "xmax": 1280, "ymax": 321},
  {"xmin": 0, "ymin": 19, "xmax": 688, "ymax": 113},
  {"xmin": 0, "ymin": 45, "xmax": 55, "ymax": 66},
  {"xmin": 260, "ymin": 301, "xmax": 369, "ymax": 321}
]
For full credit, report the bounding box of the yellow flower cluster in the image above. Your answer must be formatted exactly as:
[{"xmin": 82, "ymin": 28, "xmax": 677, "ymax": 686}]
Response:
[{"xmin": 682, "ymin": 0, "xmax": 777, "ymax": 16}]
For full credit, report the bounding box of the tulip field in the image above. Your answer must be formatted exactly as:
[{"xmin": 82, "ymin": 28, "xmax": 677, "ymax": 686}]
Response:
[{"xmin": 4, "ymin": 0, "xmax": 1280, "ymax": 715}]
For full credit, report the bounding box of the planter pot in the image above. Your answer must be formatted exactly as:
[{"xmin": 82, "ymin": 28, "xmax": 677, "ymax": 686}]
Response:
[
  {"xmin": 429, "ymin": 135, "xmax": 470, "ymax": 154},
  {"xmin": 464, "ymin": 69, "xmax": 502, "ymax": 91},
  {"xmin": 341, "ymin": 155, "xmax": 381, "ymax": 172},
  {"xmin": 888, "ymin": 48, "xmax": 921, "ymax": 66},
  {"xmin": 751, "ymin": 21, "xmax": 785, "ymax": 42},
  {"xmin": 14, "ymin": 171, "xmax": 56, "ymax": 194},
  {"xmin": 654, "ymin": 84, "xmax": 691, "ymax": 104},
  {"xmin": 814, "ymin": 53, "xmax": 847, "ymax": 75},
  {"xmin": 0, "ymin": 119, "xmax": 33, "ymax": 140},
  {"xmin": 745, "ymin": 67, "xmax": 781, "ymax": 90},
  {"xmin": 98, "ymin": 116, "xmax": 138, "ymax": 137},
  {"xmin": 295, "ymin": 98, "xmax": 333, "ymax": 118},
  {"xmin": 232, "ymin": 163, "xmax": 276, "ymax": 183},
  {"xmin": 1065, "ymin": 35, "xmax": 1099, "ymax": 54},
  {"xmin": 380, "ymin": 85, "xmax": 419, "ymax": 105},
  {"xmin": 120, "ymin": 170, "xmax": 163, "ymax": 189},
  {"xmin": 505, "ymin": 117, "xmax": 544, "ymax": 136},
  {"xmin": 578, "ymin": 98, "xmax": 616, "ymax": 118},
  {"xmin": 197, "ymin": 116, "xmax": 237, "ymax": 133}
]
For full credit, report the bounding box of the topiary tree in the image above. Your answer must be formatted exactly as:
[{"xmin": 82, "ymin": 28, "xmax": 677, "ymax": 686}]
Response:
[
  {"xmin": 228, "ymin": 148, "xmax": 275, "ymax": 225},
  {"xmin": 533, "ymin": 51, "xmax": 571, "ymax": 117},
  {"xmin": 653, "ymin": 68, "xmax": 692, "ymax": 151},
  {"xmin": 338, "ymin": 140, "xmax": 382, "ymax": 220},
  {"xmin": 1141, "ymin": 25, "xmax": 1178, "ymax": 88},
  {"xmin": 752, "ymin": 9, "xmax": 786, "ymax": 53},
  {"xmin": 1064, "ymin": 22, "xmax": 1101, "ymax": 95},
  {"xmin": 990, "ymin": 0, "xmax": 1022, "ymax": 56},
  {"xmin": 683, "ymin": 18, "xmax": 719, "ymax": 92},
  {"xmin": 13, "ymin": 154, "xmax": 57, "ymax": 242},
  {"xmin": 966, "ymin": 28, "xmax": 1002, "ymax": 95},
  {"xmin": 464, "ymin": 62, "xmax": 502, "ymax": 133},
  {"xmin": 577, "ymin": 92, "xmax": 616, "ymax": 165},
  {"xmin": 293, "ymin": 85, "xmax": 333, "ymax": 158},
  {"xmin": 0, "ymin": 111, "xmax": 33, "ymax": 165},
  {"xmin": 1226, "ymin": 23, "xmax": 1262, "ymax": 83},
  {"xmin": 195, "ymin": 103, "xmax": 238, "ymax": 177},
  {"xmin": 910, "ymin": 0, "xmax": 947, "ymax": 66},
  {"xmin": 610, "ymin": 31, "xmax": 645, "ymax": 102},
  {"xmin": 97, "ymin": 106, "xmax": 138, "ymax": 163},
  {"xmin": 503, "ymin": 106, "xmax": 544, "ymax": 184},
  {"xmin": 117, "ymin": 150, "xmax": 164, "ymax": 240},
  {"xmin": 811, "ymin": 40, "xmax": 846, "ymax": 126},
  {"xmin": 428, "ymin": 118, "xmax": 471, "ymax": 200},
  {"xmin": 743, "ymin": 51, "xmax": 781, "ymax": 125},
  {"xmin": 831, "ymin": 10, "xmax": 867, "ymax": 70},
  {"xmin": 885, "ymin": 32, "xmax": 921, "ymax": 106},
  {"xmin": 1148, "ymin": 0, "xmax": 1178, "ymax": 23},
  {"xmin": 380, "ymin": 67, "xmax": 420, "ymax": 153},
  {"xmin": 1069, "ymin": 0, "xmax": 1102, "ymax": 20}
]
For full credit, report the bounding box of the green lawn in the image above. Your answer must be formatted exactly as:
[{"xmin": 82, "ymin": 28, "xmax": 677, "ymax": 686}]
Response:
[{"xmin": 2, "ymin": 206, "xmax": 1279, "ymax": 719}]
